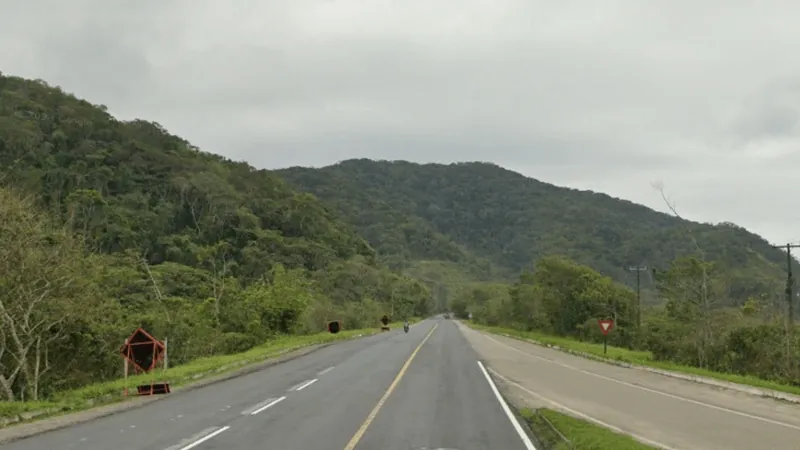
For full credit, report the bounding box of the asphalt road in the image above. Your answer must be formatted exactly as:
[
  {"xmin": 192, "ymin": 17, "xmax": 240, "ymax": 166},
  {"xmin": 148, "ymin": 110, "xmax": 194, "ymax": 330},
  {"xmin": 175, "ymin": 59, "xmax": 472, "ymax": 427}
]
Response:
[
  {"xmin": 459, "ymin": 322, "xmax": 800, "ymax": 450},
  {"xmin": 1, "ymin": 318, "xmax": 534, "ymax": 450}
]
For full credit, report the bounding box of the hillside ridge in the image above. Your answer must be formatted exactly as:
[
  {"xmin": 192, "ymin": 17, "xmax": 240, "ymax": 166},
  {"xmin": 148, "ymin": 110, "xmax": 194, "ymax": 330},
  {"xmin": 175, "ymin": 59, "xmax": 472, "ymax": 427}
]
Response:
[{"xmin": 276, "ymin": 158, "xmax": 794, "ymax": 303}]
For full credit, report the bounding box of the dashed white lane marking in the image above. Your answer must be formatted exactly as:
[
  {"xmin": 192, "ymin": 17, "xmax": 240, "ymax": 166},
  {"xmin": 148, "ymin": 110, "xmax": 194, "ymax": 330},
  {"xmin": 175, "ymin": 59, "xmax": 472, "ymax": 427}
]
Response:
[
  {"xmin": 481, "ymin": 333, "xmax": 800, "ymax": 431},
  {"xmin": 295, "ymin": 378, "xmax": 318, "ymax": 391},
  {"xmin": 246, "ymin": 396, "xmax": 286, "ymax": 415},
  {"xmin": 168, "ymin": 426, "xmax": 230, "ymax": 450},
  {"xmin": 488, "ymin": 367, "xmax": 679, "ymax": 450},
  {"xmin": 476, "ymin": 361, "xmax": 537, "ymax": 450},
  {"xmin": 318, "ymin": 366, "xmax": 335, "ymax": 376}
]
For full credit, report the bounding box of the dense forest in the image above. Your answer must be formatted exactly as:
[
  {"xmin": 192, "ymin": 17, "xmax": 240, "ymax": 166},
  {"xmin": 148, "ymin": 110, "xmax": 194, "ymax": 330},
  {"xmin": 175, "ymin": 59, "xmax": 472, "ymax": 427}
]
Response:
[
  {"xmin": 0, "ymin": 73, "xmax": 431, "ymax": 401},
  {"xmin": 455, "ymin": 254, "xmax": 800, "ymax": 385},
  {"xmin": 277, "ymin": 157, "xmax": 800, "ymax": 385},
  {"xmin": 277, "ymin": 158, "xmax": 797, "ymax": 305},
  {"xmin": 1, "ymin": 68, "xmax": 798, "ymax": 405}
]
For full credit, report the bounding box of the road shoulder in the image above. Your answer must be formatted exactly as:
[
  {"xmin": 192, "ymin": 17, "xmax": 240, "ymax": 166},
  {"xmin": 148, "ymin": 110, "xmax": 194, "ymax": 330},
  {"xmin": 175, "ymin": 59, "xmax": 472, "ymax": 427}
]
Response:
[{"xmin": 461, "ymin": 321, "xmax": 800, "ymax": 405}]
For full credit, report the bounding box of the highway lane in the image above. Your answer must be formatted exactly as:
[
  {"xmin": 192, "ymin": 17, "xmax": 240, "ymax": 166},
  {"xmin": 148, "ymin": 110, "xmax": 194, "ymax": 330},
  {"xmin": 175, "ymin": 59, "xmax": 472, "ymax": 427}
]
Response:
[
  {"xmin": 189, "ymin": 318, "xmax": 533, "ymax": 450},
  {"xmin": 459, "ymin": 322, "xmax": 800, "ymax": 450},
  {"xmin": 1, "ymin": 318, "xmax": 534, "ymax": 450}
]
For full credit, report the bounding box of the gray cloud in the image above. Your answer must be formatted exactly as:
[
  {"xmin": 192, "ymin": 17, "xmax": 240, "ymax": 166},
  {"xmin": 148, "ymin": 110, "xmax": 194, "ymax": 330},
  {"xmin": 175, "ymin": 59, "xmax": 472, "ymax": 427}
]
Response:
[{"xmin": 2, "ymin": 0, "xmax": 800, "ymax": 243}]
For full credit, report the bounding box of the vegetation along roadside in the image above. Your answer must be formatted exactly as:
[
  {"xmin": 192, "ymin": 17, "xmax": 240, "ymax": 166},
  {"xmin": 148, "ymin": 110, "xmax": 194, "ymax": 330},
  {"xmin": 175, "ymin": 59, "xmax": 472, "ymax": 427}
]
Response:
[
  {"xmin": 521, "ymin": 408, "xmax": 657, "ymax": 450},
  {"xmin": 0, "ymin": 320, "xmax": 415, "ymax": 429}
]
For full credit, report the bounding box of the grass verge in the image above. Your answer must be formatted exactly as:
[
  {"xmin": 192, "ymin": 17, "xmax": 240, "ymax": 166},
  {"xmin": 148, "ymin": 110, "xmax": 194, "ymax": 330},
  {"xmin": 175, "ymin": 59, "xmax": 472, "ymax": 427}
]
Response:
[
  {"xmin": 521, "ymin": 408, "xmax": 657, "ymax": 449},
  {"xmin": 0, "ymin": 320, "xmax": 416, "ymax": 428},
  {"xmin": 464, "ymin": 322, "xmax": 800, "ymax": 397}
]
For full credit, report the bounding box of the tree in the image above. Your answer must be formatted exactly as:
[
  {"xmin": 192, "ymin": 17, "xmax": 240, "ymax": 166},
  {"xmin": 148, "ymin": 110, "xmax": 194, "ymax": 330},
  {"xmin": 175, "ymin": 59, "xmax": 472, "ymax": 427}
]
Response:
[
  {"xmin": 654, "ymin": 256, "xmax": 722, "ymax": 367},
  {"xmin": 0, "ymin": 188, "xmax": 105, "ymax": 400}
]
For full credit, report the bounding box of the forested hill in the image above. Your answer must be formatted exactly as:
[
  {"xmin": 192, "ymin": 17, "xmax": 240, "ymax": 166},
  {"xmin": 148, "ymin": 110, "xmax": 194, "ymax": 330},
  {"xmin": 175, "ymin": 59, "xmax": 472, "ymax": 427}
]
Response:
[
  {"xmin": 0, "ymin": 74, "xmax": 375, "ymax": 273},
  {"xmin": 0, "ymin": 73, "xmax": 432, "ymax": 400},
  {"xmin": 276, "ymin": 158, "xmax": 794, "ymax": 301}
]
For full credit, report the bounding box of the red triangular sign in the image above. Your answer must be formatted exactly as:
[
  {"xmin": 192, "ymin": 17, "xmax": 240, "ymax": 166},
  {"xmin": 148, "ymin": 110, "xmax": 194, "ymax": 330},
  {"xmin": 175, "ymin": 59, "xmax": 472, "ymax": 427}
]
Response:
[{"xmin": 598, "ymin": 319, "xmax": 614, "ymax": 335}]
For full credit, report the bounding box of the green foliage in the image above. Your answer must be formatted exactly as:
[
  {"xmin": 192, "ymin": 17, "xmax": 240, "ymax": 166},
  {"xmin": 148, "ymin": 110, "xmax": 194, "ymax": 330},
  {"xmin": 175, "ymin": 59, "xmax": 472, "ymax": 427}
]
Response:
[
  {"xmin": 465, "ymin": 253, "xmax": 800, "ymax": 388},
  {"xmin": 277, "ymin": 159, "xmax": 794, "ymax": 304},
  {"xmin": 521, "ymin": 408, "xmax": 658, "ymax": 450},
  {"xmin": 0, "ymin": 73, "xmax": 430, "ymax": 403},
  {"xmin": 468, "ymin": 257, "xmax": 635, "ymax": 348}
]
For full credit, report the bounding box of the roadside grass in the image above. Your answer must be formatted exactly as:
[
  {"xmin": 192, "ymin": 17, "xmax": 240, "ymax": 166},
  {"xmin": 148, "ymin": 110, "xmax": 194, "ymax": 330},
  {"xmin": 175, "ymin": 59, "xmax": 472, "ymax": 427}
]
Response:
[
  {"xmin": 521, "ymin": 408, "xmax": 657, "ymax": 449},
  {"xmin": 0, "ymin": 320, "xmax": 416, "ymax": 427},
  {"xmin": 465, "ymin": 322, "xmax": 800, "ymax": 397}
]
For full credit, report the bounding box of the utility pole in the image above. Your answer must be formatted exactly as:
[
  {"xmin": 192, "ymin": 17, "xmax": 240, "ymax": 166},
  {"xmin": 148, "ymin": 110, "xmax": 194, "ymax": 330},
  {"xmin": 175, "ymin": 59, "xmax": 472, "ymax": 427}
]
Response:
[
  {"xmin": 628, "ymin": 266, "xmax": 648, "ymax": 328},
  {"xmin": 773, "ymin": 243, "xmax": 800, "ymax": 374},
  {"xmin": 773, "ymin": 243, "xmax": 800, "ymax": 324}
]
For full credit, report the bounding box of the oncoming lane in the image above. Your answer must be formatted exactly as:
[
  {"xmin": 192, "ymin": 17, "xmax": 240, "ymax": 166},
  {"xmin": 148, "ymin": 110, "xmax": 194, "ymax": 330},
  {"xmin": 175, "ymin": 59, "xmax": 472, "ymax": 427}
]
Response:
[{"xmin": 183, "ymin": 320, "xmax": 441, "ymax": 450}]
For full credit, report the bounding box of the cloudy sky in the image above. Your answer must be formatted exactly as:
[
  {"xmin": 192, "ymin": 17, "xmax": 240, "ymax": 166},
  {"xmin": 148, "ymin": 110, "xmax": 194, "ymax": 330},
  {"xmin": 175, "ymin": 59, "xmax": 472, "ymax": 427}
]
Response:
[{"xmin": 2, "ymin": 1, "xmax": 800, "ymax": 244}]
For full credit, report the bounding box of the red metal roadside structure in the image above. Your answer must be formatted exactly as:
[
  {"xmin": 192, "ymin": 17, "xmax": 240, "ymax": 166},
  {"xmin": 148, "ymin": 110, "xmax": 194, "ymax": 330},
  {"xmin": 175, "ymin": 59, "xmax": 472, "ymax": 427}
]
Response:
[
  {"xmin": 119, "ymin": 328, "xmax": 170, "ymax": 396},
  {"xmin": 119, "ymin": 328, "xmax": 165, "ymax": 374}
]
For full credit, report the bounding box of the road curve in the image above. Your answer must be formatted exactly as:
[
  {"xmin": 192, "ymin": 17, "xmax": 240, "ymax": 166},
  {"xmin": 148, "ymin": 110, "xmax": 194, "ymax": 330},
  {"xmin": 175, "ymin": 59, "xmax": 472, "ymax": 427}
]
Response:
[
  {"xmin": 1, "ymin": 318, "xmax": 534, "ymax": 450},
  {"xmin": 459, "ymin": 322, "xmax": 800, "ymax": 450}
]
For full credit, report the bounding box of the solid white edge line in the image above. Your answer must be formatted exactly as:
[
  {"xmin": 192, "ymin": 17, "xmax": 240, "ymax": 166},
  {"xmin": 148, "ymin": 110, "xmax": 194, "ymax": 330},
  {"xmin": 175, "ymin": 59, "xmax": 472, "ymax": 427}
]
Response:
[
  {"xmin": 251, "ymin": 396, "xmax": 286, "ymax": 415},
  {"xmin": 487, "ymin": 367, "xmax": 680, "ymax": 450},
  {"xmin": 477, "ymin": 360, "xmax": 537, "ymax": 450},
  {"xmin": 295, "ymin": 378, "xmax": 318, "ymax": 391},
  {"xmin": 178, "ymin": 426, "xmax": 230, "ymax": 450}
]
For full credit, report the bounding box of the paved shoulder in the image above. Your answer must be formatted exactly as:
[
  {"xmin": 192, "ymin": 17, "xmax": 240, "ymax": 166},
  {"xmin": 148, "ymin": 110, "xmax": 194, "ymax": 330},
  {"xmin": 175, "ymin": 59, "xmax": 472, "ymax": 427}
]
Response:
[{"xmin": 460, "ymin": 323, "xmax": 800, "ymax": 450}]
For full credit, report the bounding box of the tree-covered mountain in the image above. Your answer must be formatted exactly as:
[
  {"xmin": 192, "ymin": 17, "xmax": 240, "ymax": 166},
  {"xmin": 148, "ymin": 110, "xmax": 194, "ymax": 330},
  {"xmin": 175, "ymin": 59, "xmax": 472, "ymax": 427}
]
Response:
[
  {"xmin": 0, "ymin": 73, "xmax": 431, "ymax": 401},
  {"xmin": 276, "ymin": 158, "xmax": 795, "ymax": 303}
]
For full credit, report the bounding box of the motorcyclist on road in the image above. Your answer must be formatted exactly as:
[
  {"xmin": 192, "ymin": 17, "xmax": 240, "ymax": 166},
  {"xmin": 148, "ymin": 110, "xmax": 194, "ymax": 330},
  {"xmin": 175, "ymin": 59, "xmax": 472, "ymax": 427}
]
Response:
[{"xmin": 403, "ymin": 319, "xmax": 409, "ymax": 332}]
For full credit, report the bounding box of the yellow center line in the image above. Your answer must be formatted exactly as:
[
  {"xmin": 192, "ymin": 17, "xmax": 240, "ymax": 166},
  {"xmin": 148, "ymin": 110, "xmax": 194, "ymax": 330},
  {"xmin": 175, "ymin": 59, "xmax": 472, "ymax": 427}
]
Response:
[{"xmin": 343, "ymin": 323, "xmax": 439, "ymax": 450}]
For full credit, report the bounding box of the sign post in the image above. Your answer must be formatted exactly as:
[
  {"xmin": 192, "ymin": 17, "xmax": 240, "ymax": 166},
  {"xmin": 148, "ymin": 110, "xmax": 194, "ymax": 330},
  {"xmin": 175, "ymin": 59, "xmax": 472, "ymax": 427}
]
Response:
[
  {"xmin": 123, "ymin": 338, "xmax": 129, "ymax": 397},
  {"xmin": 598, "ymin": 319, "xmax": 614, "ymax": 355}
]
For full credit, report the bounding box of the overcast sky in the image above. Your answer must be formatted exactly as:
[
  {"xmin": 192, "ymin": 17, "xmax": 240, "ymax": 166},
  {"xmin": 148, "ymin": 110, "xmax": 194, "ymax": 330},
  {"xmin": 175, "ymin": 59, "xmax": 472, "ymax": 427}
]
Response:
[{"xmin": 2, "ymin": 1, "xmax": 799, "ymax": 245}]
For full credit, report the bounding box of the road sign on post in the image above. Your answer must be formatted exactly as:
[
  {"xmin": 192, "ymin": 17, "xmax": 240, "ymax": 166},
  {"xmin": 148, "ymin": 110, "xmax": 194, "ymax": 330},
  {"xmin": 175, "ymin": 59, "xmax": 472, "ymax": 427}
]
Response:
[
  {"xmin": 598, "ymin": 319, "xmax": 614, "ymax": 355},
  {"xmin": 598, "ymin": 319, "xmax": 614, "ymax": 335}
]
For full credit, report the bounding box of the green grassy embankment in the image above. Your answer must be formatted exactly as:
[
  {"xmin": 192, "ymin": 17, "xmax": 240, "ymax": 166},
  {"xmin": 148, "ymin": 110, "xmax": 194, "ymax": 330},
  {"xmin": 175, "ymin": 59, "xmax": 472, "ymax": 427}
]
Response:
[
  {"xmin": 465, "ymin": 322, "xmax": 800, "ymax": 397},
  {"xmin": 521, "ymin": 408, "xmax": 657, "ymax": 449},
  {"xmin": 0, "ymin": 320, "xmax": 417, "ymax": 428}
]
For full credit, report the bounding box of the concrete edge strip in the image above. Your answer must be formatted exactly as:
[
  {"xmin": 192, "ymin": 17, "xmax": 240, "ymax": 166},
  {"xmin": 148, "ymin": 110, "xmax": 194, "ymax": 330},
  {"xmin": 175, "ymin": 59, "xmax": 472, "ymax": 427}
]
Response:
[
  {"xmin": 0, "ymin": 329, "xmax": 389, "ymax": 444},
  {"xmin": 461, "ymin": 321, "xmax": 800, "ymax": 404}
]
